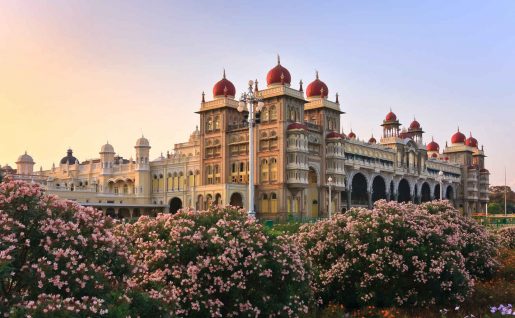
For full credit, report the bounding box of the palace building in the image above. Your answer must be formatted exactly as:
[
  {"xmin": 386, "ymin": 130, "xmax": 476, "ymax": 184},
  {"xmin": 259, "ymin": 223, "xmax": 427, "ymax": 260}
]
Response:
[{"xmin": 3, "ymin": 57, "xmax": 490, "ymax": 219}]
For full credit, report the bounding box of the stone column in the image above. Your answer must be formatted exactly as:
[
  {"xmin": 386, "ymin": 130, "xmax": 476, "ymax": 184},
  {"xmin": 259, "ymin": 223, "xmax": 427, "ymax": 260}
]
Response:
[
  {"xmin": 386, "ymin": 192, "xmax": 391, "ymax": 201},
  {"xmin": 367, "ymin": 191, "xmax": 373, "ymax": 209},
  {"xmin": 346, "ymin": 189, "xmax": 351, "ymax": 210}
]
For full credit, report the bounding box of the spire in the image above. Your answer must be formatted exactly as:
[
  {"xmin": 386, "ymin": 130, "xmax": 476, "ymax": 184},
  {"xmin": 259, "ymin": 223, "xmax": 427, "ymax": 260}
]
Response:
[
  {"xmin": 201, "ymin": 91, "xmax": 205, "ymax": 103},
  {"xmin": 299, "ymin": 79, "xmax": 303, "ymax": 92},
  {"xmin": 223, "ymin": 68, "xmax": 226, "ymax": 79},
  {"xmin": 457, "ymin": 125, "xmax": 460, "ymax": 132},
  {"xmin": 254, "ymin": 79, "xmax": 259, "ymax": 92},
  {"xmin": 277, "ymin": 54, "xmax": 281, "ymax": 65},
  {"xmin": 335, "ymin": 92, "xmax": 339, "ymax": 104},
  {"xmin": 315, "ymin": 70, "xmax": 319, "ymax": 80}
]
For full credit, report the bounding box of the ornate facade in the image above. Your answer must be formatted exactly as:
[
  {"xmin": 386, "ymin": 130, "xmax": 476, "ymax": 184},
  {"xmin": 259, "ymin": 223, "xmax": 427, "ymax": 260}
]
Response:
[{"xmin": 3, "ymin": 57, "xmax": 489, "ymax": 219}]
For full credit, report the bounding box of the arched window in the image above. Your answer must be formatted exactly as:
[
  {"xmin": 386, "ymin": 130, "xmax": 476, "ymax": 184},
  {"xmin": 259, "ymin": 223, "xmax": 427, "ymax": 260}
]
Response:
[
  {"xmin": 206, "ymin": 117, "xmax": 213, "ymax": 131},
  {"xmin": 206, "ymin": 165, "xmax": 213, "ymax": 184},
  {"xmin": 289, "ymin": 107, "xmax": 296, "ymax": 121},
  {"xmin": 173, "ymin": 173, "xmax": 179, "ymax": 190},
  {"xmin": 179, "ymin": 172, "xmax": 185, "ymax": 190},
  {"xmin": 167, "ymin": 173, "xmax": 173, "ymax": 191},
  {"xmin": 262, "ymin": 107, "xmax": 269, "ymax": 122},
  {"xmin": 214, "ymin": 164, "xmax": 221, "ymax": 184},
  {"xmin": 270, "ymin": 158, "xmax": 278, "ymax": 181},
  {"xmin": 188, "ymin": 171, "xmax": 194, "ymax": 187},
  {"xmin": 261, "ymin": 194, "xmax": 269, "ymax": 213},
  {"xmin": 214, "ymin": 116, "xmax": 220, "ymax": 130},
  {"xmin": 270, "ymin": 106, "xmax": 277, "ymax": 120},
  {"xmin": 270, "ymin": 193, "xmax": 278, "ymax": 213},
  {"xmin": 158, "ymin": 174, "xmax": 164, "ymax": 193},
  {"xmin": 261, "ymin": 159, "xmax": 269, "ymax": 182}
]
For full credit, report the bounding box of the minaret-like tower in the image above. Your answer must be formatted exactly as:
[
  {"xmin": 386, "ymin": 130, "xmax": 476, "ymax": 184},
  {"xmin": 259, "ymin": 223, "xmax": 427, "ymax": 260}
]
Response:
[
  {"xmin": 134, "ymin": 136, "xmax": 151, "ymax": 197},
  {"xmin": 16, "ymin": 151, "xmax": 35, "ymax": 175},
  {"xmin": 381, "ymin": 109, "xmax": 401, "ymax": 139},
  {"xmin": 100, "ymin": 142, "xmax": 115, "ymax": 175},
  {"xmin": 408, "ymin": 117, "xmax": 424, "ymax": 144}
]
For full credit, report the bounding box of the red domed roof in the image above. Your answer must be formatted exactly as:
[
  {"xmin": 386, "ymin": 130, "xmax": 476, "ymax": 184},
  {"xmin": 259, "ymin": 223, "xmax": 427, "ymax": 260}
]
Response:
[
  {"xmin": 410, "ymin": 118, "xmax": 421, "ymax": 129},
  {"xmin": 266, "ymin": 55, "xmax": 291, "ymax": 86},
  {"xmin": 368, "ymin": 135, "xmax": 376, "ymax": 144},
  {"xmin": 431, "ymin": 153, "xmax": 438, "ymax": 158},
  {"xmin": 480, "ymin": 168, "xmax": 489, "ymax": 173},
  {"xmin": 287, "ymin": 122, "xmax": 307, "ymax": 131},
  {"xmin": 326, "ymin": 131, "xmax": 343, "ymax": 139},
  {"xmin": 465, "ymin": 133, "xmax": 478, "ymax": 148},
  {"xmin": 426, "ymin": 138, "xmax": 439, "ymax": 152},
  {"xmin": 385, "ymin": 111, "xmax": 397, "ymax": 121},
  {"xmin": 451, "ymin": 128, "xmax": 466, "ymax": 144},
  {"xmin": 306, "ymin": 71, "xmax": 329, "ymax": 98},
  {"xmin": 348, "ymin": 130, "xmax": 356, "ymax": 139},
  {"xmin": 213, "ymin": 70, "xmax": 236, "ymax": 98}
]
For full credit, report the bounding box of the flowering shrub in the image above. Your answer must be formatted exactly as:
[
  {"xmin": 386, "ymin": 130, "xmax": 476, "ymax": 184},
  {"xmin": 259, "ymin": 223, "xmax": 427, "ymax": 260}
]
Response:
[
  {"xmin": 296, "ymin": 200, "xmax": 498, "ymax": 308},
  {"xmin": 419, "ymin": 200, "xmax": 499, "ymax": 279},
  {"xmin": 122, "ymin": 206, "xmax": 313, "ymax": 317},
  {"xmin": 496, "ymin": 227, "xmax": 515, "ymax": 249},
  {"xmin": 0, "ymin": 178, "xmax": 135, "ymax": 316}
]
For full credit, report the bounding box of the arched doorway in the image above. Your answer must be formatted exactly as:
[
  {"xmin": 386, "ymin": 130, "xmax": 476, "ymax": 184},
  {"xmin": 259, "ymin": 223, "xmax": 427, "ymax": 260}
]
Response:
[
  {"xmin": 390, "ymin": 181, "xmax": 395, "ymax": 200},
  {"xmin": 133, "ymin": 208, "xmax": 141, "ymax": 218},
  {"xmin": 371, "ymin": 176, "xmax": 386, "ymax": 202},
  {"xmin": 230, "ymin": 192, "xmax": 243, "ymax": 208},
  {"xmin": 397, "ymin": 179, "xmax": 411, "ymax": 203},
  {"xmin": 351, "ymin": 173, "xmax": 368, "ymax": 206},
  {"xmin": 434, "ymin": 184, "xmax": 441, "ymax": 200},
  {"xmin": 307, "ymin": 168, "xmax": 318, "ymax": 217},
  {"xmin": 197, "ymin": 195, "xmax": 203, "ymax": 210},
  {"xmin": 169, "ymin": 197, "xmax": 182, "ymax": 214},
  {"xmin": 421, "ymin": 182, "xmax": 431, "ymax": 202},
  {"xmin": 119, "ymin": 208, "xmax": 130, "ymax": 219},
  {"xmin": 445, "ymin": 186, "xmax": 454, "ymax": 201},
  {"xmin": 215, "ymin": 193, "xmax": 222, "ymax": 206},
  {"xmin": 206, "ymin": 194, "xmax": 213, "ymax": 208},
  {"xmin": 106, "ymin": 208, "xmax": 116, "ymax": 218}
]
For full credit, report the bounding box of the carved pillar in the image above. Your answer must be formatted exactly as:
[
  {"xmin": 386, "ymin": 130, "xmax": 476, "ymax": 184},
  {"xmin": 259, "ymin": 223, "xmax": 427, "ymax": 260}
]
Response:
[{"xmin": 367, "ymin": 191, "xmax": 373, "ymax": 209}]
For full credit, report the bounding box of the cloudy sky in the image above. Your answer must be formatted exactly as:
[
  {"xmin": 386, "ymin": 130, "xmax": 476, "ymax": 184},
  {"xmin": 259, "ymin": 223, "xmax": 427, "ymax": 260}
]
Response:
[{"xmin": 1, "ymin": 0, "xmax": 514, "ymax": 187}]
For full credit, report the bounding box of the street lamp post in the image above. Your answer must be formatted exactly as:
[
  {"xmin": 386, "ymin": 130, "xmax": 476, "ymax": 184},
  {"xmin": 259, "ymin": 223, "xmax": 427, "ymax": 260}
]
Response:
[
  {"xmin": 238, "ymin": 80, "xmax": 264, "ymax": 218},
  {"xmin": 438, "ymin": 170, "xmax": 444, "ymax": 200},
  {"xmin": 328, "ymin": 176, "xmax": 333, "ymax": 218}
]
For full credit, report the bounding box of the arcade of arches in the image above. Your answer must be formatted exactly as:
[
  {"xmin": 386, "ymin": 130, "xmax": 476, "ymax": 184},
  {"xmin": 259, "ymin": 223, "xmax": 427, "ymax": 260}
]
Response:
[{"xmin": 343, "ymin": 173, "xmax": 456, "ymax": 210}]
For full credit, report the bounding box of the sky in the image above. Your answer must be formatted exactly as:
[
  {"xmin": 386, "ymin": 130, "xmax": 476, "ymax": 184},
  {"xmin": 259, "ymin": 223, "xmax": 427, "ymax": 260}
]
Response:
[{"xmin": 0, "ymin": 0, "xmax": 514, "ymax": 187}]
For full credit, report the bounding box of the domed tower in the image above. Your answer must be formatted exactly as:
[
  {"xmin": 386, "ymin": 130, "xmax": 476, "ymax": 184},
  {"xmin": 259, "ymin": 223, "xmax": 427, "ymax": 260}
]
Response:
[
  {"xmin": 134, "ymin": 135, "xmax": 151, "ymax": 197},
  {"xmin": 100, "ymin": 142, "xmax": 115, "ymax": 175},
  {"xmin": 381, "ymin": 109, "xmax": 401, "ymax": 139},
  {"xmin": 408, "ymin": 117, "xmax": 424, "ymax": 144},
  {"xmin": 16, "ymin": 151, "xmax": 35, "ymax": 175},
  {"xmin": 135, "ymin": 135, "xmax": 151, "ymax": 171}
]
